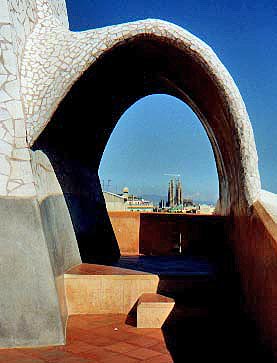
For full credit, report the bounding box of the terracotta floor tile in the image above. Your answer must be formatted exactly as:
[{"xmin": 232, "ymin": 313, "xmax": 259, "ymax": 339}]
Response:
[
  {"xmin": 0, "ymin": 314, "xmax": 170, "ymax": 363},
  {"xmin": 0, "ymin": 349, "xmax": 51, "ymax": 363},
  {"xmin": 81, "ymin": 335, "xmax": 118, "ymax": 347},
  {"xmin": 83, "ymin": 315, "xmax": 125, "ymax": 328},
  {"xmin": 29, "ymin": 349, "xmax": 75, "ymax": 362},
  {"xmin": 0, "ymin": 358, "xmax": 45, "ymax": 363},
  {"xmin": 74, "ymin": 346, "xmax": 119, "ymax": 362},
  {"xmin": 149, "ymin": 342, "xmax": 170, "ymax": 354},
  {"xmin": 91, "ymin": 324, "xmax": 123, "ymax": 333},
  {"xmin": 69, "ymin": 318, "xmax": 91, "ymax": 329},
  {"xmin": 130, "ymin": 328, "xmax": 161, "ymax": 337},
  {"xmin": 0, "ymin": 350, "xmax": 39, "ymax": 362},
  {"xmin": 127, "ymin": 328, "xmax": 150, "ymax": 336},
  {"xmin": 66, "ymin": 341, "xmax": 98, "ymax": 354},
  {"xmin": 89, "ymin": 327, "xmax": 138, "ymax": 343},
  {"xmin": 125, "ymin": 347, "xmax": 161, "ymax": 360},
  {"xmin": 49, "ymin": 356, "xmax": 95, "ymax": 363},
  {"xmin": 142, "ymin": 353, "xmax": 174, "ymax": 363},
  {"xmin": 96, "ymin": 317, "xmax": 128, "ymax": 326},
  {"xmin": 72, "ymin": 346, "xmax": 99, "ymax": 360},
  {"xmin": 66, "ymin": 327, "xmax": 88, "ymax": 343},
  {"xmin": 105, "ymin": 342, "xmax": 138, "ymax": 353},
  {"xmin": 108, "ymin": 331, "xmax": 139, "ymax": 342},
  {"xmin": 143, "ymin": 329, "xmax": 165, "ymax": 340},
  {"xmin": 87, "ymin": 326, "xmax": 114, "ymax": 337},
  {"xmin": 93, "ymin": 349, "xmax": 121, "ymax": 362},
  {"xmin": 83, "ymin": 320, "xmax": 112, "ymax": 329},
  {"xmin": 19, "ymin": 347, "xmax": 61, "ymax": 358},
  {"xmin": 127, "ymin": 335, "xmax": 159, "ymax": 348},
  {"xmin": 103, "ymin": 354, "xmax": 140, "ymax": 363},
  {"xmin": 119, "ymin": 327, "xmax": 141, "ymax": 336},
  {"xmin": 121, "ymin": 322, "xmax": 137, "ymax": 332}
]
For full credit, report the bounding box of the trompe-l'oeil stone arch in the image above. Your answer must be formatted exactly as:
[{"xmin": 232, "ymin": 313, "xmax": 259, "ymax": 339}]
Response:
[{"xmin": 2, "ymin": 0, "xmax": 276, "ymax": 351}]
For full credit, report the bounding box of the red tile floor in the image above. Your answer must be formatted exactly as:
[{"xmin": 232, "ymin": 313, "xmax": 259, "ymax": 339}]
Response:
[{"xmin": 0, "ymin": 314, "xmax": 173, "ymax": 362}]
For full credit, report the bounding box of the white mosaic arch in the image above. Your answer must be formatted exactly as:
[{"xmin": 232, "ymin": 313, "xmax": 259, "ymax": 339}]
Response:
[{"xmin": 0, "ymin": 0, "xmax": 261, "ymax": 212}]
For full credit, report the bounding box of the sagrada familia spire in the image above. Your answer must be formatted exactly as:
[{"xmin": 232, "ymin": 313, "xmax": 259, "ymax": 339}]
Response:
[
  {"xmin": 175, "ymin": 179, "xmax": 183, "ymax": 205},
  {"xmin": 167, "ymin": 178, "xmax": 182, "ymax": 207},
  {"xmin": 168, "ymin": 179, "xmax": 175, "ymax": 207}
]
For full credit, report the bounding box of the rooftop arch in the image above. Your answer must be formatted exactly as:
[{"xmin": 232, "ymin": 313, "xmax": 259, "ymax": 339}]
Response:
[
  {"xmin": 29, "ymin": 20, "xmax": 260, "ymax": 218},
  {"xmin": 31, "ymin": 21, "xmax": 261, "ymax": 261}
]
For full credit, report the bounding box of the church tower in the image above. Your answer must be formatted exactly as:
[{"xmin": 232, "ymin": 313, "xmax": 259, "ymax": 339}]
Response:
[
  {"xmin": 175, "ymin": 178, "xmax": 183, "ymax": 206},
  {"xmin": 168, "ymin": 179, "xmax": 174, "ymax": 207}
]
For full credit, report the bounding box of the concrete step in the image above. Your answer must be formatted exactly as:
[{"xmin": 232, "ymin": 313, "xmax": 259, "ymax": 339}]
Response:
[
  {"xmin": 64, "ymin": 263, "xmax": 159, "ymax": 315},
  {"xmin": 137, "ymin": 293, "xmax": 175, "ymax": 328}
]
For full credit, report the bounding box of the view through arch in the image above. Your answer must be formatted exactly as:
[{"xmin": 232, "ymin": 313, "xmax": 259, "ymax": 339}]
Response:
[
  {"xmin": 100, "ymin": 94, "xmax": 219, "ymax": 210},
  {"xmin": 32, "ymin": 29, "xmax": 260, "ymax": 264},
  {"xmin": 99, "ymin": 94, "xmax": 219, "ymax": 256}
]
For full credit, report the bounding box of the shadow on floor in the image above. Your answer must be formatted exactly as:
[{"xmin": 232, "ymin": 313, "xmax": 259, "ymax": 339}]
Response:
[
  {"xmin": 113, "ymin": 255, "xmax": 215, "ymax": 276},
  {"xmin": 161, "ymin": 281, "xmax": 274, "ymax": 363},
  {"xmin": 114, "ymin": 255, "xmax": 274, "ymax": 362}
]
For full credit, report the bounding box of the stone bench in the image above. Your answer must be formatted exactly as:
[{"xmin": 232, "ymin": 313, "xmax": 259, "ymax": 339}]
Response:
[{"xmin": 137, "ymin": 293, "xmax": 175, "ymax": 328}]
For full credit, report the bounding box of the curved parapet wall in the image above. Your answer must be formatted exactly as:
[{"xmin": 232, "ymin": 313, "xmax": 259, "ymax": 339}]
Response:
[{"xmin": 232, "ymin": 196, "xmax": 277, "ymax": 359}]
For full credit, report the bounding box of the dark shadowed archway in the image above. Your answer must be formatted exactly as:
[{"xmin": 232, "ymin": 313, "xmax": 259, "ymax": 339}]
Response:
[{"xmin": 32, "ymin": 32, "xmax": 259, "ymax": 263}]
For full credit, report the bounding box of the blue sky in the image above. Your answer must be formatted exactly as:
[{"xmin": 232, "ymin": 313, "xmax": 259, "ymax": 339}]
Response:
[{"xmin": 67, "ymin": 0, "xmax": 277, "ymax": 202}]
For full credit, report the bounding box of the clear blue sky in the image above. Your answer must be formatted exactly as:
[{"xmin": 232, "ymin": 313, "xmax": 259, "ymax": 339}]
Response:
[{"xmin": 66, "ymin": 0, "xmax": 277, "ymax": 202}]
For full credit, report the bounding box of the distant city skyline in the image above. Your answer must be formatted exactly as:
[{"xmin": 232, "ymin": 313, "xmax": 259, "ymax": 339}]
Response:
[{"xmin": 99, "ymin": 95, "xmax": 218, "ymax": 203}]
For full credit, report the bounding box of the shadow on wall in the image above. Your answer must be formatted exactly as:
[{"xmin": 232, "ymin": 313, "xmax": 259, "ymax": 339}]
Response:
[
  {"xmin": 32, "ymin": 145, "xmax": 120, "ymax": 264},
  {"xmin": 120, "ymin": 213, "xmax": 273, "ymax": 363},
  {"xmin": 116, "ymin": 206, "xmax": 277, "ymax": 362},
  {"xmin": 108, "ymin": 211, "xmax": 227, "ymax": 257},
  {"xmin": 156, "ymin": 202, "xmax": 277, "ymax": 363},
  {"xmin": 157, "ymin": 211, "xmax": 276, "ymax": 363}
]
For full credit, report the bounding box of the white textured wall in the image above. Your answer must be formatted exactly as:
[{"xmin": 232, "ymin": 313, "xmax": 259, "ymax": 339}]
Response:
[
  {"xmin": 0, "ymin": 0, "xmax": 68, "ymax": 197},
  {"xmin": 0, "ymin": 0, "xmax": 35, "ymax": 196}
]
